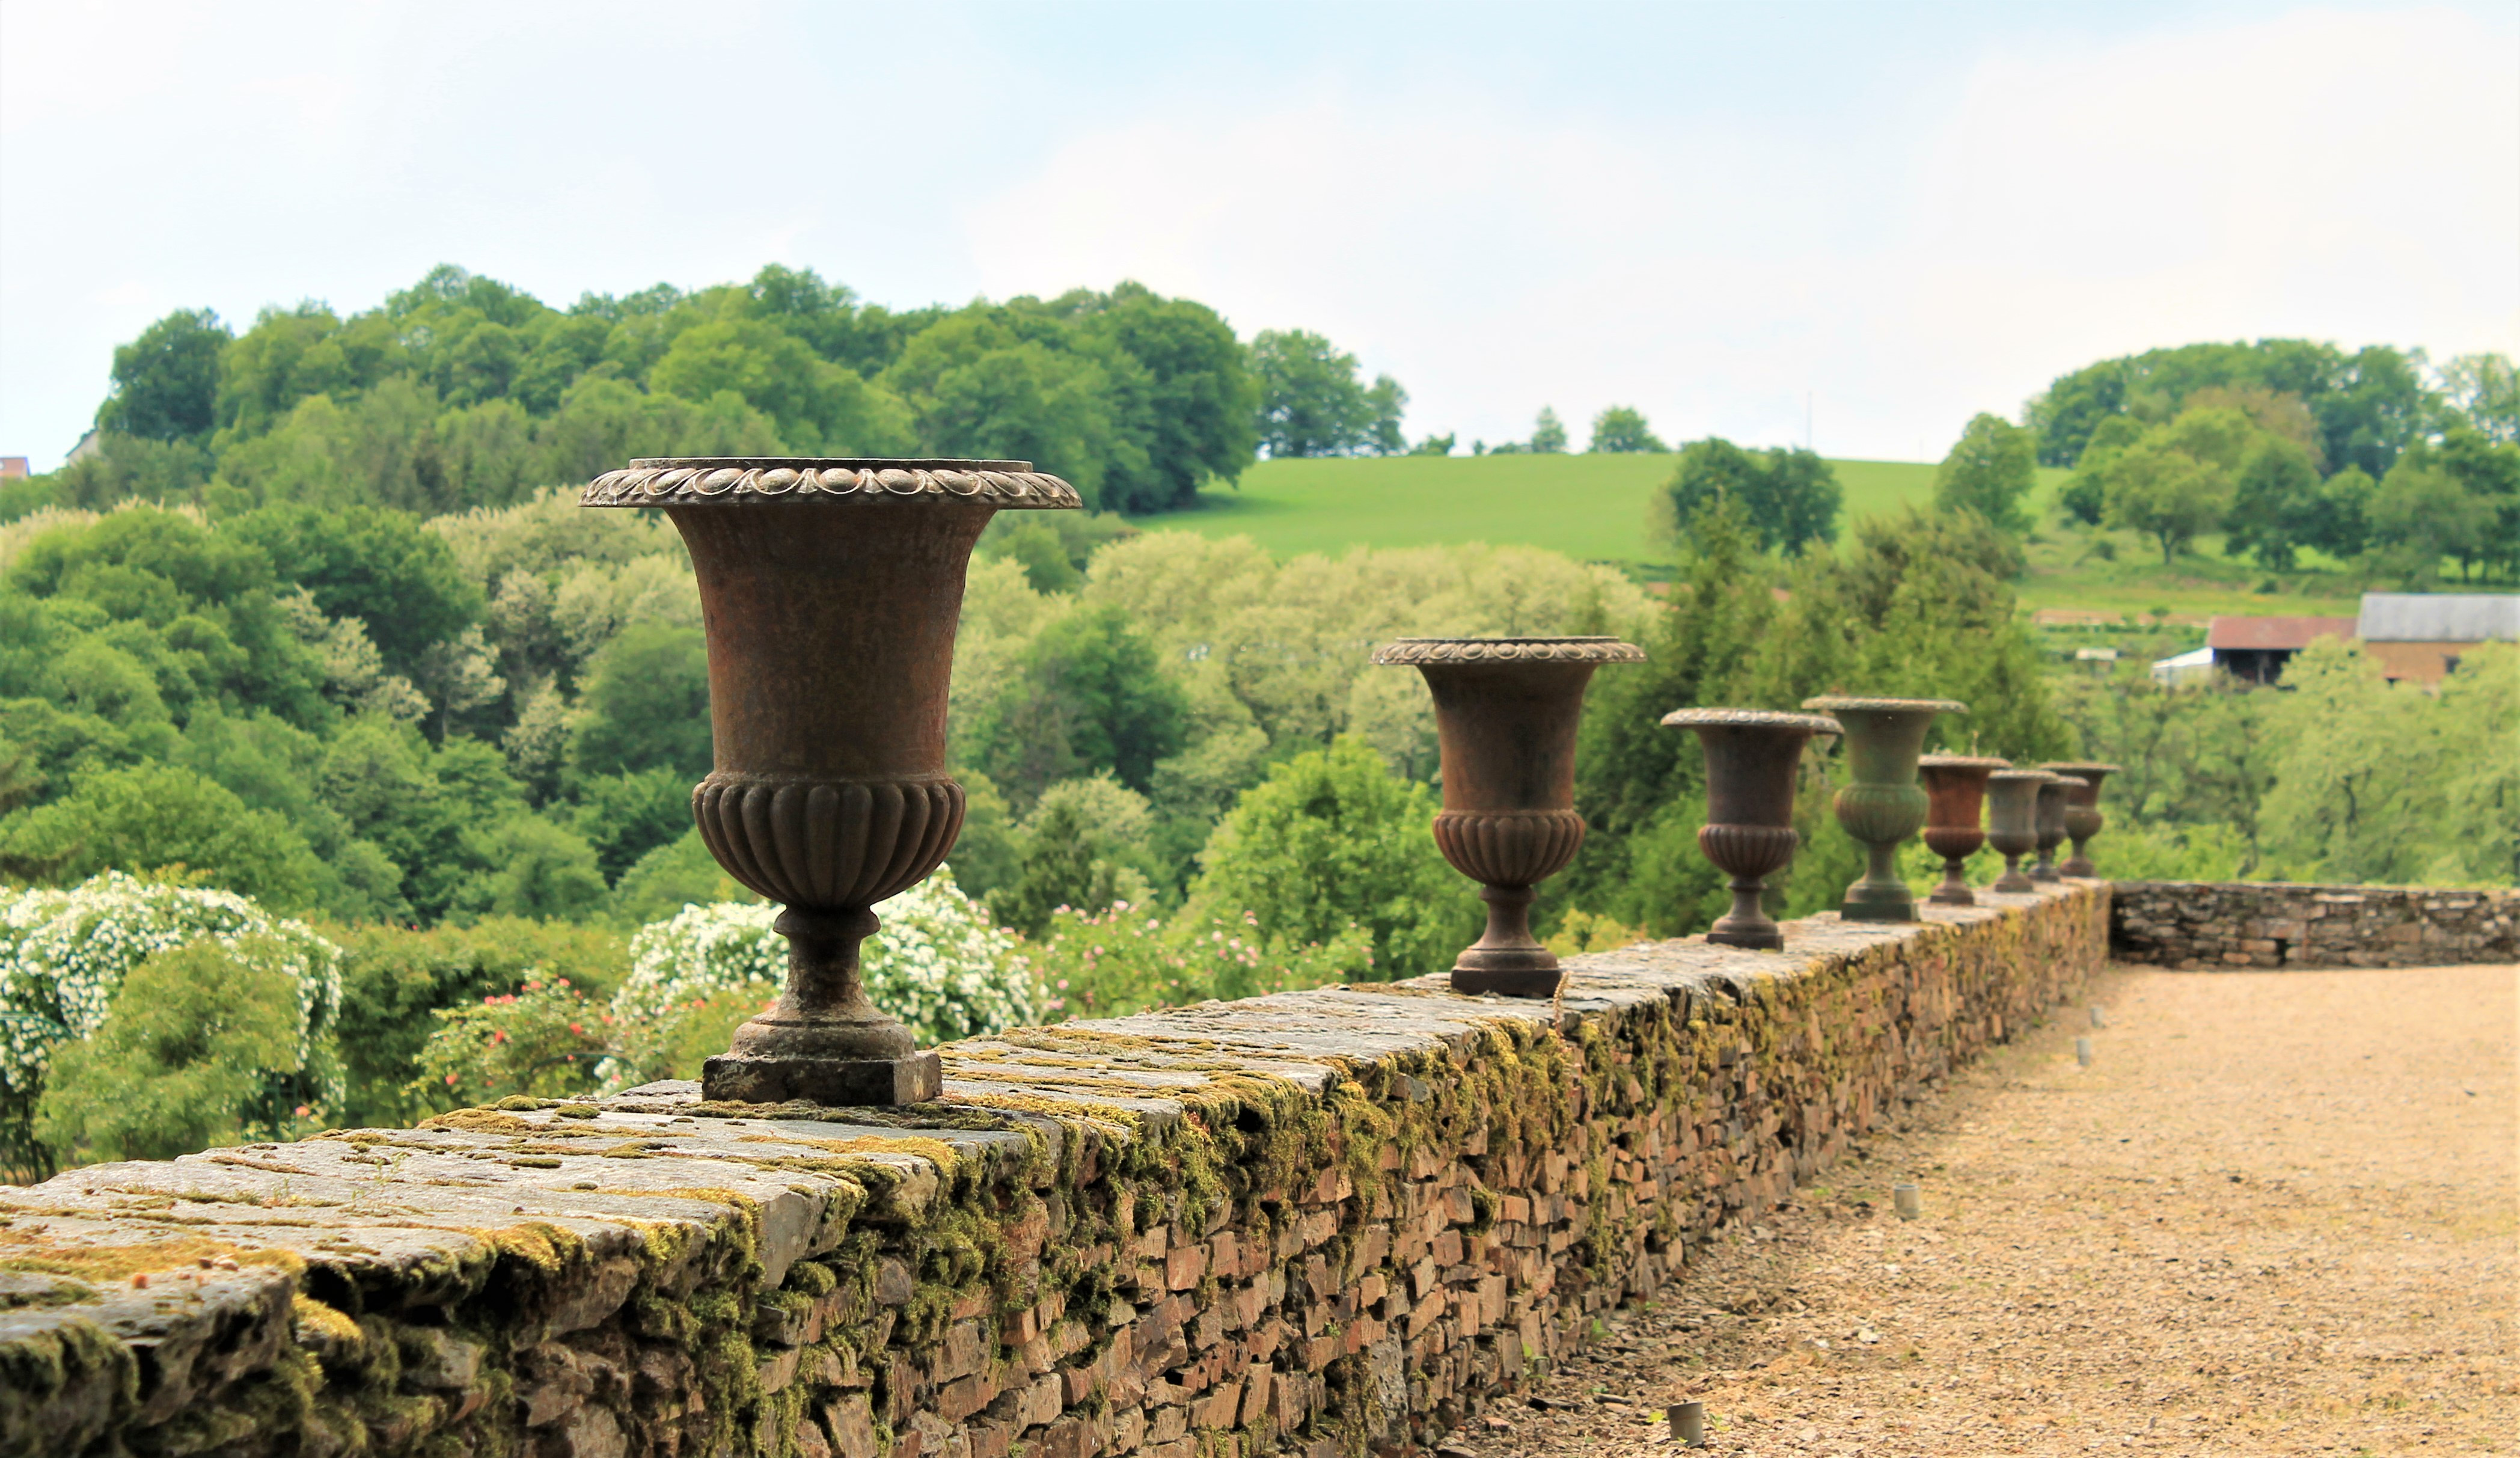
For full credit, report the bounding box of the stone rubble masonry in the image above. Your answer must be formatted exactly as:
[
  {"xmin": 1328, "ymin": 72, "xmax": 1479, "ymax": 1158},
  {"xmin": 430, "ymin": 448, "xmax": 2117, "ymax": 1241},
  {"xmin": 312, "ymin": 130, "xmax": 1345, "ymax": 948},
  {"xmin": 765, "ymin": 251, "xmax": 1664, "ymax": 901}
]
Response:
[
  {"xmin": 2109, "ymin": 880, "xmax": 2516, "ymax": 970},
  {"xmin": 1, "ymin": 883, "xmax": 2106, "ymax": 1458}
]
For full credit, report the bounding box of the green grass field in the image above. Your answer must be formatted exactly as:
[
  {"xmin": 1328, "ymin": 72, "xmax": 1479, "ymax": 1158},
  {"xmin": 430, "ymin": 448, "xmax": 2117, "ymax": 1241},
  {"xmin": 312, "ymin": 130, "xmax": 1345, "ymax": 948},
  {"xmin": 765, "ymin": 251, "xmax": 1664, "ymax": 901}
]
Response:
[{"xmin": 1128, "ymin": 453, "xmax": 2367, "ymax": 619}]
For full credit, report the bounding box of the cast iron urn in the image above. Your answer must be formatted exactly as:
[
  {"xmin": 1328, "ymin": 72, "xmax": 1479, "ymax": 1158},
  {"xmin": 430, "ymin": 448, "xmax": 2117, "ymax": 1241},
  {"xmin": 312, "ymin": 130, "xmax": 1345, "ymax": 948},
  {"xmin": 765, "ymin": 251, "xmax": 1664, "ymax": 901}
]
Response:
[
  {"xmin": 2030, "ymin": 774, "xmax": 2085, "ymax": 883},
  {"xmin": 1916, "ymin": 755, "xmax": 2010, "ymax": 907},
  {"xmin": 1802, "ymin": 697, "xmax": 1968, "ymax": 923},
  {"xmin": 2037, "ymin": 762, "xmax": 2120, "ymax": 877},
  {"xmin": 1984, "ymin": 768, "xmax": 2055, "ymax": 893},
  {"xmin": 1373, "ymin": 637, "xmax": 1644, "ymax": 995},
  {"xmin": 1660, "ymin": 709, "xmax": 1844, "ymax": 951},
  {"xmin": 583, "ymin": 458, "xmax": 1079, "ymax": 1104}
]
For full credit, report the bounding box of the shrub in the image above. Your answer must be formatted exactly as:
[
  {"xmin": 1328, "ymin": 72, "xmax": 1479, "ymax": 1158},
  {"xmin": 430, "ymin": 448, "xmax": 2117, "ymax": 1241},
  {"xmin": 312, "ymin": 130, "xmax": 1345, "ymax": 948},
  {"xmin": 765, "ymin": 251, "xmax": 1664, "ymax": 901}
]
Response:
[
  {"xmin": 35, "ymin": 939, "xmax": 310, "ymax": 1163},
  {"xmin": 1029, "ymin": 901, "xmax": 1368, "ymax": 1020},
  {"xmin": 0, "ymin": 872, "xmax": 342, "ymax": 1178}
]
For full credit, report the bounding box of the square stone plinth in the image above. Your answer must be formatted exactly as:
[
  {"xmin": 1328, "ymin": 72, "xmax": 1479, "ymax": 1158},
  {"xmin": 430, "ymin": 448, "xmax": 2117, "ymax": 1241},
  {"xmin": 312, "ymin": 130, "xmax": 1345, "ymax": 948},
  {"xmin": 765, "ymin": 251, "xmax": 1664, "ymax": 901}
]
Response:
[{"xmin": 702, "ymin": 1050, "xmax": 943, "ymax": 1105}]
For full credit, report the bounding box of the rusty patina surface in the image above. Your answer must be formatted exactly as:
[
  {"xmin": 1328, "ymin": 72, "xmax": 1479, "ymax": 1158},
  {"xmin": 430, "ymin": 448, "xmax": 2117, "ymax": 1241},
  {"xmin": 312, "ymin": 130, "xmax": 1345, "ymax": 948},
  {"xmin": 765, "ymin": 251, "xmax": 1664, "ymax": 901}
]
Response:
[
  {"xmin": 1374, "ymin": 638, "xmax": 1644, "ymax": 996},
  {"xmin": 2040, "ymin": 761, "xmax": 2120, "ymax": 877},
  {"xmin": 1918, "ymin": 754, "xmax": 2010, "ymax": 906},
  {"xmin": 1803, "ymin": 697, "xmax": 1966, "ymax": 924},
  {"xmin": 1661, "ymin": 709, "xmax": 1843, "ymax": 951},
  {"xmin": 583, "ymin": 458, "xmax": 1077, "ymax": 1104}
]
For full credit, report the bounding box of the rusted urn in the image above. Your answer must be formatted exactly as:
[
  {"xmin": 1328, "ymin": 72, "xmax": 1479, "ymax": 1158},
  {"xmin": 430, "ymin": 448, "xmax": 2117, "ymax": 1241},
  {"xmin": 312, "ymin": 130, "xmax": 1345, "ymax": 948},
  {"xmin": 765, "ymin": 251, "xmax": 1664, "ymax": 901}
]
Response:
[
  {"xmin": 1984, "ymin": 768, "xmax": 2055, "ymax": 893},
  {"xmin": 2038, "ymin": 761, "xmax": 2120, "ymax": 877},
  {"xmin": 1802, "ymin": 697, "xmax": 1968, "ymax": 923},
  {"xmin": 1916, "ymin": 755, "xmax": 2010, "ymax": 906},
  {"xmin": 2031, "ymin": 775, "xmax": 2084, "ymax": 883},
  {"xmin": 583, "ymin": 457, "xmax": 1078, "ymax": 1104},
  {"xmin": 1374, "ymin": 637, "xmax": 1644, "ymax": 996},
  {"xmin": 1660, "ymin": 709, "xmax": 1844, "ymax": 951}
]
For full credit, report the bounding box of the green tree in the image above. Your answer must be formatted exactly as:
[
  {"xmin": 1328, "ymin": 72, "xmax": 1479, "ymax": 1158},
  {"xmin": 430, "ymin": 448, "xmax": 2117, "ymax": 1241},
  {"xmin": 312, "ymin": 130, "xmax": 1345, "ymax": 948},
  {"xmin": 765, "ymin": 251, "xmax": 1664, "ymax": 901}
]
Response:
[
  {"xmin": 2366, "ymin": 447, "xmax": 2495, "ymax": 585},
  {"xmin": 650, "ymin": 316, "xmax": 913, "ymax": 455},
  {"xmin": 2441, "ymin": 352, "xmax": 2519, "ymax": 444},
  {"xmin": 567, "ymin": 622, "xmax": 713, "ymax": 779},
  {"xmin": 1192, "ymin": 737, "xmax": 1467, "ymax": 979},
  {"xmin": 1931, "ymin": 412, "xmax": 2038, "ymax": 534},
  {"xmin": 34, "ymin": 939, "xmax": 306, "ymax": 1164},
  {"xmin": 224, "ymin": 504, "xmax": 483, "ymax": 676},
  {"xmin": 2221, "ymin": 435, "xmax": 2323, "ymax": 570},
  {"xmin": 1589, "ymin": 406, "xmax": 1667, "ymax": 455},
  {"xmin": 1529, "ymin": 407, "xmax": 1568, "ymax": 455},
  {"xmin": 986, "ymin": 773, "xmax": 1158, "ymax": 936},
  {"xmin": 2435, "ymin": 427, "xmax": 2520, "ymax": 581},
  {"xmin": 1655, "ymin": 438, "xmax": 1842, "ymax": 556},
  {"xmin": 1251, "ymin": 329, "xmax": 1380, "ymax": 458},
  {"xmin": 0, "ymin": 762, "xmax": 326, "ymax": 912},
  {"xmin": 2099, "ymin": 406, "xmax": 2255, "ymax": 564},
  {"xmin": 96, "ymin": 308, "xmax": 231, "ymax": 441},
  {"xmin": 570, "ymin": 766, "xmax": 694, "ymax": 883},
  {"xmin": 1065, "ymin": 283, "xmax": 1259, "ymax": 509},
  {"xmin": 964, "ymin": 605, "xmax": 1189, "ymax": 801}
]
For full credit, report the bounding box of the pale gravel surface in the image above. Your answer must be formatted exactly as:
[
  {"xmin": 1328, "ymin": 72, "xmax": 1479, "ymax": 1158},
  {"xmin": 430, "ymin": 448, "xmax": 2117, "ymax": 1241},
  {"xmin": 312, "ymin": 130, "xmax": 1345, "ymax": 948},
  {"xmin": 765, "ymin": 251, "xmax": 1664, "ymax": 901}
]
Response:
[{"xmin": 1449, "ymin": 964, "xmax": 2516, "ymax": 1457}]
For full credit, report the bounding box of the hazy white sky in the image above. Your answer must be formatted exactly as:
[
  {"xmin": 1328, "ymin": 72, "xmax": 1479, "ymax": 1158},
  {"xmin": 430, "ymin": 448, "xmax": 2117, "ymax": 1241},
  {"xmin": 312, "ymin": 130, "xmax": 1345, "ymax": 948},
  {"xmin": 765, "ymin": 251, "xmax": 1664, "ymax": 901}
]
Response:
[{"xmin": 2, "ymin": 1, "xmax": 2513, "ymax": 470}]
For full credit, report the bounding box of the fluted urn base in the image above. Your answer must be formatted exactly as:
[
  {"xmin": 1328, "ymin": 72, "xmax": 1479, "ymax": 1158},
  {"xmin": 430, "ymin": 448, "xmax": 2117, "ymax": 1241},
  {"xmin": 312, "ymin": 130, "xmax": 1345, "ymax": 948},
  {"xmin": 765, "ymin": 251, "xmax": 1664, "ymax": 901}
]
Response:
[{"xmin": 1435, "ymin": 810, "xmax": 1582, "ymax": 997}]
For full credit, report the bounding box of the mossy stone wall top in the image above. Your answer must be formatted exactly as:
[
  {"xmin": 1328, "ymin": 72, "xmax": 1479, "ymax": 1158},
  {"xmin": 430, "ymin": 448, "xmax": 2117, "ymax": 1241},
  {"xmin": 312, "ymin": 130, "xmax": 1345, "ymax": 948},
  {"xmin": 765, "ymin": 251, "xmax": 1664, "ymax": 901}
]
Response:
[{"xmin": 2, "ymin": 883, "xmax": 2106, "ymax": 1458}]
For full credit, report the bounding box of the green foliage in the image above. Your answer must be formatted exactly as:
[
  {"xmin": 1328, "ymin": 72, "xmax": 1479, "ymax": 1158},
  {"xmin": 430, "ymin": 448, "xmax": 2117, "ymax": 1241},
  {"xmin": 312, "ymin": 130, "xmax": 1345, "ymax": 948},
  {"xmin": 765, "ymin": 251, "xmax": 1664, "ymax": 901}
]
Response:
[
  {"xmin": 1030, "ymin": 901, "xmax": 1366, "ymax": 1018},
  {"xmin": 224, "ymin": 503, "xmax": 483, "ymax": 676},
  {"xmin": 34, "ymin": 939, "xmax": 307, "ymax": 1163},
  {"xmin": 607, "ymin": 829, "xmax": 756, "ymax": 930},
  {"xmin": 963, "ymin": 604, "xmax": 1188, "ymax": 803},
  {"xmin": 567, "ymin": 621, "xmax": 712, "ymax": 780},
  {"xmin": 1932, "ymin": 412, "xmax": 2038, "ymax": 534},
  {"xmin": 1252, "ymin": 329, "xmax": 1404, "ymax": 459},
  {"xmin": 986, "ymin": 774, "xmax": 1158, "ymax": 937},
  {"xmin": 2026, "ymin": 338, "xmax": 2442, "ymax": 478},
  {"xmin": 1528, "ymin": 407, "xmax": 1568, "ymax": 455},
  {"xmin": 2366, "ymin": 441, "xmax": 2503, "ymax": 586},
  {"xmin": 1654, "ymin": 438, "xmax": 1843, "ymax": 556},
  {"xmin": 570, "ymin": 767, "xmax": 694, "ymax": 884},
  {"xmin": 2259, "ymin": 640, "xmax": 2516, "ymax": 886},
  {"xmin": 97, "ymin": 308, "xmax": 232, "ymax": 442},
  {"xmin": 2220, "ymin": 436, "xmax": 2323, "ymax": 570},
  {"xmin": 1191, "ymin": 736, "xmax": 1467, "ymax": 979},
  {"xmin": 1588, "ymin": 406, "xmax": 1666, "ymax": 455},
  {"xmin": 328, "ymin": 917, "xmax": 627, "ymax": 1126},
  {"xmin": 412, "ymin": 975, "xmax": 614, "ymax": 1105},
  {"xmin": 0, "ymin": 762, "xmax": 329, "ymax": 913}
]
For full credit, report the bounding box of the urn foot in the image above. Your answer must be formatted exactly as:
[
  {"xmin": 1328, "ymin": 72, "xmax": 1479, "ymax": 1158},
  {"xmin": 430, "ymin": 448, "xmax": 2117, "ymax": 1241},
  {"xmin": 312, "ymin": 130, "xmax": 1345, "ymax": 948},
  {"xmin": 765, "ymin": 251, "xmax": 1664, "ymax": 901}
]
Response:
[
  {"xmin": 1928, "ymin": 879, "xmax": 1977, "ymax": 906},
  {"xmin": 1840, "ymin": 877, "xmax": 1918, "ymax": 923},
  {"xmin": 1450, "ymin": 958, "xmax": 1564, "ymax": 998},
  {"xmin": 702, "ymin": 1051, "xmax": 943, "ymax": 1106},
  {"xmin": 2061, "ymin": 851, "xmax": 2096, "ymax": 877}
]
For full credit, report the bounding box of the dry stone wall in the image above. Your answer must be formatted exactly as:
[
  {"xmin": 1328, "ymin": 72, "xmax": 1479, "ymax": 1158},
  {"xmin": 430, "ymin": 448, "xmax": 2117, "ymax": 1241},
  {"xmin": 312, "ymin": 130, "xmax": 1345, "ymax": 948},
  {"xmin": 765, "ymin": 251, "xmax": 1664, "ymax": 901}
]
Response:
[
  {"xmin": 2109, "ymin": 880, "xmax": 2516, "ymax": 970},
  {"xmin": 2, "ymin": 884, "xmax": 2106, "ymax": 1458}
]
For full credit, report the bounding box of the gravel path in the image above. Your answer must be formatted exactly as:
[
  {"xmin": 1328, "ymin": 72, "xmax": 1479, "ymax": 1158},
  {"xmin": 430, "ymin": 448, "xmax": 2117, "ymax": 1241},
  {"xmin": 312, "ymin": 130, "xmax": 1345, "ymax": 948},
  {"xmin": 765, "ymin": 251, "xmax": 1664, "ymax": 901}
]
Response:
[{"xmin": 1453, "ymin": 964, "xmax": 2516, "ymax": 1457}]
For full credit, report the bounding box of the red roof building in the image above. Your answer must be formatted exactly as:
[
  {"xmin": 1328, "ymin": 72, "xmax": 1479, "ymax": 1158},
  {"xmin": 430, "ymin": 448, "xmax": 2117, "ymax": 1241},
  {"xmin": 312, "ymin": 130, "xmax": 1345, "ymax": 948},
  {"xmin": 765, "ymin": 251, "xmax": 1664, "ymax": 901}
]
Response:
[{"xmin": 2204, "ymin": 615, "xmax": 2357, "ymax": 684}]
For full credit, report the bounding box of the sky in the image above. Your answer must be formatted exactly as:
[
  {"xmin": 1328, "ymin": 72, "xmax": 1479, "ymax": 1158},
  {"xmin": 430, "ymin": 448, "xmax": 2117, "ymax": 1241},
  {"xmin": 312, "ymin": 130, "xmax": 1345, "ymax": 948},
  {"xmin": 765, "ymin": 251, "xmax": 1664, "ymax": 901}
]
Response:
[{"xmin": 1, "ymin": 1, "xmax": 2513, "ymax": 471}]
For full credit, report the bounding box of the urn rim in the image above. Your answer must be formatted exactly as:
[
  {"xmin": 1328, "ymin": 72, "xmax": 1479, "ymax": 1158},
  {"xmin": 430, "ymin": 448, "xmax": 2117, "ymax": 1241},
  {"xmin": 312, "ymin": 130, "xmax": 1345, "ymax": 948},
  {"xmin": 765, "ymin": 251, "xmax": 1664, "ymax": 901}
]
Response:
[
  {"xmin": 1987, "ymin": 768, "xmax": 2061, "ymax": 784},
  {"xmin": 2037, "ymin": 760, "xmax": 2123, "ymax": 776},
  {"xmin": 1660, "ymin": 707, "xmax": 1844, "ymax": 734},
  {"xmin": 1800, "ymin": 695, "xmax": 1969, "ymax": 715},
  {"xmin": 581, "ymin": 457, "xmax": 1080, "ymax": 509},
  {"xmin": 1370, "ymin": 636, "xmax": 1647, "ymax": 665},
  {"xmin": 1918, "ymin": 753, "xmax": 2013, "ymax": 770}
]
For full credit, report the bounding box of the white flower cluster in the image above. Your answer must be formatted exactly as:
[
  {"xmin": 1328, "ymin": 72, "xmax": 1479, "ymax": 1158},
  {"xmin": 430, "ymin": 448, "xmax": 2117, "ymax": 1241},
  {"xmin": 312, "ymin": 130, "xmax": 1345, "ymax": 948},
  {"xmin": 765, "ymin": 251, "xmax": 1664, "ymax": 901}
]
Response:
[
  {"xmin": 0, "ymin": 872, "xmax": 344, "ymax": 1102},
  {"xmin": 607, "ymin": 865, "xmax": 1040, "ymax": 1047}
]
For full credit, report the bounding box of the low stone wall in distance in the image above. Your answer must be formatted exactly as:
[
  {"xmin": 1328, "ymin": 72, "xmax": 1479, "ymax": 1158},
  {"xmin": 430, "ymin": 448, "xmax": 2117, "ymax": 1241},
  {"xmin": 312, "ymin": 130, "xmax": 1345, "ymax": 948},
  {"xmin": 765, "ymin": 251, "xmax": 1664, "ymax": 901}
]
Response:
[
  {"xmin": 3, "ymin": 884, "xmax": 2106, "ymax": 1458},
  {"xmin": 2109, "ymin": 880, "xmax": 2518, "ymax": 970}
]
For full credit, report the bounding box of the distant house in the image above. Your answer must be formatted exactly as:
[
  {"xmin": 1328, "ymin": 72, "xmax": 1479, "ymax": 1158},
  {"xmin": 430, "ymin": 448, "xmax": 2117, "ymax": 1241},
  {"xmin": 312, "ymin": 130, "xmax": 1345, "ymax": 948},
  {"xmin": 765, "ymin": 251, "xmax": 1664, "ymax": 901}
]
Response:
[
  {"xmin": 2356, "ymin": 593, "xmax": 2520, "ymax": 684},
  {"xmin": 2204, "ymin": 614, "xmax": 2356, "ymax": 685},
  {"xmin": 0, "ymin": 457, "xmax": 27, "ymax": 480}
]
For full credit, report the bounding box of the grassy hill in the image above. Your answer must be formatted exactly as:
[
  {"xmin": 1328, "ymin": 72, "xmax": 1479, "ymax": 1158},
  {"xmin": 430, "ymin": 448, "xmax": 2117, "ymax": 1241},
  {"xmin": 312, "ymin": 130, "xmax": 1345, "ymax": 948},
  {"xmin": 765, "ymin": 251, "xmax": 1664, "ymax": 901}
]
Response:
[{"xmin": 1127, "ymin": 453, "xmax": 2366, "ymax": 620}]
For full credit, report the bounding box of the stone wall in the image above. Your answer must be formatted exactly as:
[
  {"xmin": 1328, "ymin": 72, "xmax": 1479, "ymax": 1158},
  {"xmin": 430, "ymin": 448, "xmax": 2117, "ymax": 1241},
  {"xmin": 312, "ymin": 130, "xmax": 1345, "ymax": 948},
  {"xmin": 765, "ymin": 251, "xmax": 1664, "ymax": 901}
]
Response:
[
  {"xmin": 2108, "ymin": 880, "xmax": 2518, "ymax": 970},
  {"xmin": 2, "ymin": 884, "xmax": 2105, "ymax": 1458}
]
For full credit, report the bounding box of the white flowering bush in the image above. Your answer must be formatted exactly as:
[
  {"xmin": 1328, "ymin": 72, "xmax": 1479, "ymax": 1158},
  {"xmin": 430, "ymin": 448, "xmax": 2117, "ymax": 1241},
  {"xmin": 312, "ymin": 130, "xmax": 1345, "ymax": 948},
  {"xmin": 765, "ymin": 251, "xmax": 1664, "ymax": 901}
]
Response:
[
  {"xmin": 0, "ymin": 872, "xmax": 344, "ymax": 1176},
  {"xmin": 603, "ymin": 865, "xmax": 1040, "ymax": 1083}
]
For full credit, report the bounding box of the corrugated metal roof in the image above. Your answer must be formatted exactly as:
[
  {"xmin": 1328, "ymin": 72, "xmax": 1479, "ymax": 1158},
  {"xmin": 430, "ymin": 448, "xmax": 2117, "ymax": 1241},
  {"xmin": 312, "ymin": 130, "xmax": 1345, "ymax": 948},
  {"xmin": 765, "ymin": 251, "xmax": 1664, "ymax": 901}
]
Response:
[
  {"xmin": 2356, "ymin": 593, "xmax": 2520, "ymax": 642},
  {"xmin": 2206, "ymin": 615, "xmax": 2357, "ymax": 651}
]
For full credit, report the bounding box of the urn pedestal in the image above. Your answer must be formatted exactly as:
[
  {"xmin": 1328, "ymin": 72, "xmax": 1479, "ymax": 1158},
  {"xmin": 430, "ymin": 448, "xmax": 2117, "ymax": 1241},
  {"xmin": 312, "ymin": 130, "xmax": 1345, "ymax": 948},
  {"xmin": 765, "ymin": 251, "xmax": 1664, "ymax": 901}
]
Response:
[
  {"xmin": 1660, "ymin": 709, "xmax": 1844, "ymax": 951},
  {"xmin": 2031, "ymin": 775, "xmax": 2084, "ymax": 883},
  {"xmin": 1374, "ymin": 637, "xmax": 1644, "ymax": 996},
  {"xmin": 1984, "ymin": 768, "xmax": 2055, "ymax": 894},
  {"xmin": 582, "ymin": 458, "xmax": 1078, "ymax": 1104},
  {"xmin": 2038, "ymin": 762, "xmax": 2120, "ymax": 877},
  {"xmin": 1801, "ymin": 697, "xmax": 1968, "ymax": 923},
  {"xmin": 1916, "ymin": 755, "xmax": 2010, "ymax": 906}
]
